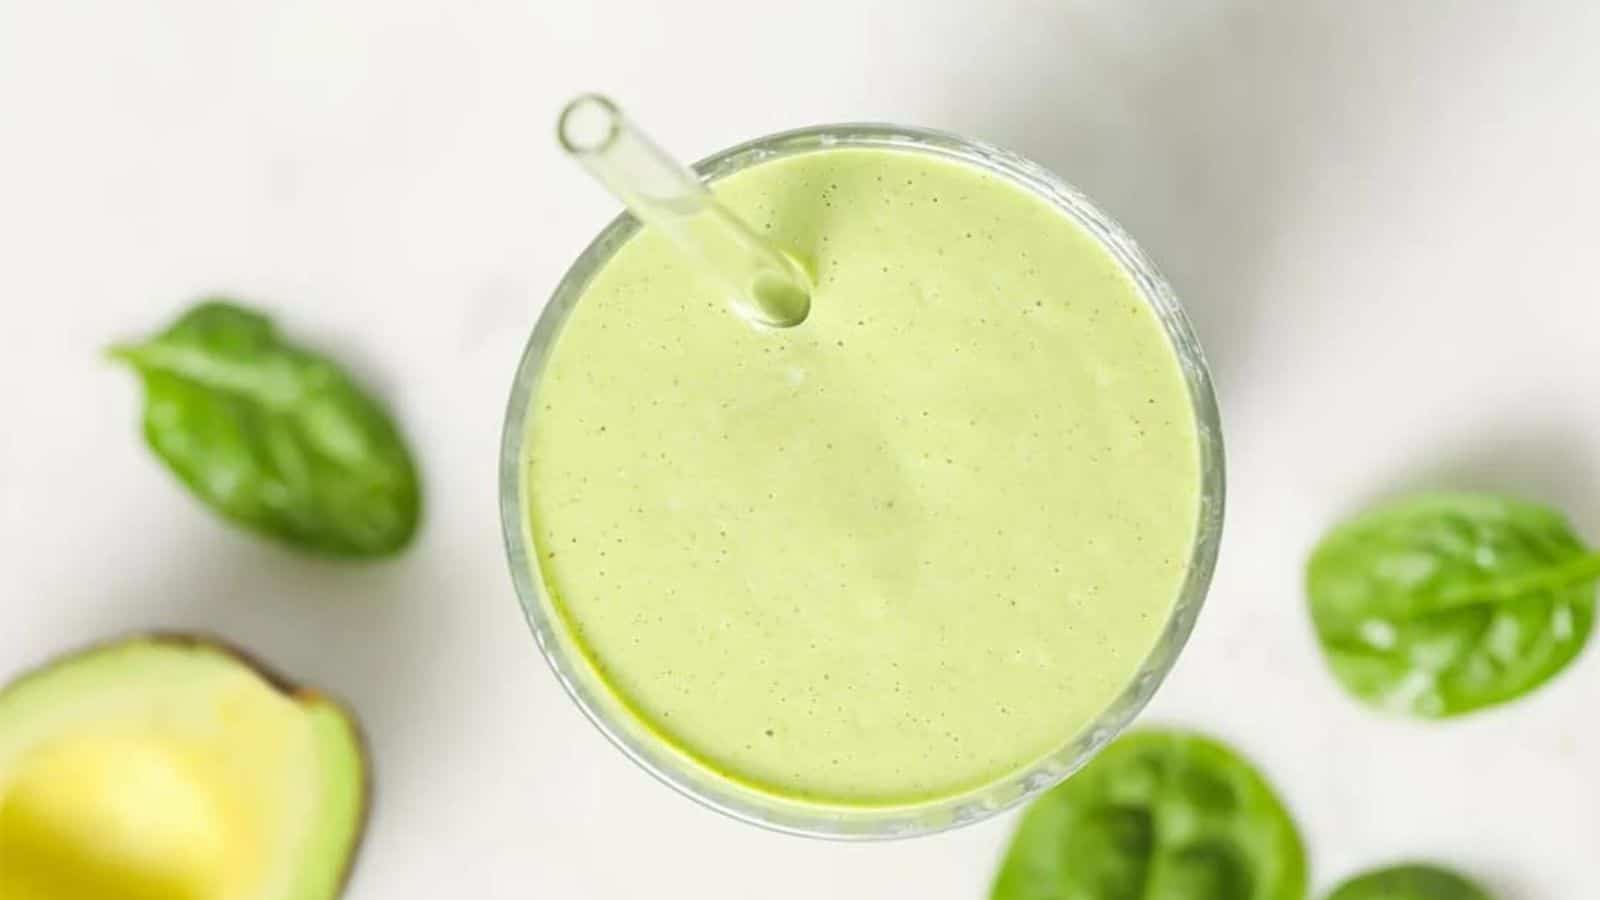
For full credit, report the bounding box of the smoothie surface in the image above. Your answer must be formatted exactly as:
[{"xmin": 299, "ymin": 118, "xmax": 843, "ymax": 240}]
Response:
[{"xmin": 524, "ymin": 146, "xmax": 1201, "ymax": 806}]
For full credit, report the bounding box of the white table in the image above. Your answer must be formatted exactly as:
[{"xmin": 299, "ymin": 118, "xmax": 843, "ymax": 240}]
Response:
[{"xmin": 2, "ymin": 2, "xmax": 1596, "ymax": 897}]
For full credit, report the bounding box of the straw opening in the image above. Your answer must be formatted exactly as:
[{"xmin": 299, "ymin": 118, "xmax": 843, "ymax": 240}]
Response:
[{"xmin": 558, "ymin": 94, "xmax": 621, "ymax": 156}]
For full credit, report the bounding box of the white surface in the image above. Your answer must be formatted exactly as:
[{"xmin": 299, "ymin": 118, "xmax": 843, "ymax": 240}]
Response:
[{"xmin": 2, "ymin": 1, "xmax": 1597, "ymax": 897}]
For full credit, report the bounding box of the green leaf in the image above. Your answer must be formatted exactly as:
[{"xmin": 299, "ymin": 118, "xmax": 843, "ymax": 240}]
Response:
[
  {"xmin": 1307, "ymin": 493, "xmax": 1598, "ymax": 717},
  {"xmin": 1326, "ymin": 863, "xmax": 1493, "ymax": 900},
  {"xmin": 991, "ymin": 730, "xmax": 1306, "ymax": 900},
  {"xmin": 111, "ymin": 300, "xmax": 421, "ymax": 557}
]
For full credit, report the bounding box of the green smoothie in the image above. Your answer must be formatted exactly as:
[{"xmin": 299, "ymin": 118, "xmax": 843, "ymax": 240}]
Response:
[{"xmin": 522, "ymin": 146, "xmax": 1201, "ymax": 807}]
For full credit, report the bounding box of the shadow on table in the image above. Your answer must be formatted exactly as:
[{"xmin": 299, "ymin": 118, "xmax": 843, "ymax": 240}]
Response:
[
  {"xmin": 933, "ymin": 3, "xmax": 1460, "ymax": 398},
  {"xmin": 1364, "ymin": 419, "xmax": 1600, "ymax": 532},
  {"xmin": 108, "ymin": 528, "xmax": 460, "ymax": 773}
]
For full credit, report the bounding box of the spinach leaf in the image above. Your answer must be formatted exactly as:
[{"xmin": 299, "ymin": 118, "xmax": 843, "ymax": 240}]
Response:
[
  {"xmin": 111, "ymin": 300, "xmax": 420, "ymax": 557},
  {"xmin": 991, "ymin": 730, "xmax": 1306, "ymax": 900},
  {"xmin": 1326, "ymin": 863, "xmax": 1493, "ymax": 900},
  {"xmin": 1307, "ymin": 493, "xmax": 1598, "ymax": 717}
]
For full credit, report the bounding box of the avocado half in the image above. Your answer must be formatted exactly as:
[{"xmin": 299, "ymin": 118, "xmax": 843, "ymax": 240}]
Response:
[{"xmin": 0, "ymin": 636, "xmax": 368, "ymax": 900}]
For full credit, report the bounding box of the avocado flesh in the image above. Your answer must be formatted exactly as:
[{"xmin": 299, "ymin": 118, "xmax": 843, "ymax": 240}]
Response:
[{"xmin": 0, "ymin": 638, "xmax": 366, "ymax": 900}]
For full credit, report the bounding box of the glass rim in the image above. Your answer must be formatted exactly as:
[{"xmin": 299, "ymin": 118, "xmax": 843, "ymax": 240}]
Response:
[{"xmin": 499, "ymin": 122, "xmax": 1226, "ymax": 840}]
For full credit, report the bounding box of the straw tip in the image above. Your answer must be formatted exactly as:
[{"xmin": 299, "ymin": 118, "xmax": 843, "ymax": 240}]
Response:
[{"xmin": 558, "ymin": 94, "xmax": 622, "ymax": 156}]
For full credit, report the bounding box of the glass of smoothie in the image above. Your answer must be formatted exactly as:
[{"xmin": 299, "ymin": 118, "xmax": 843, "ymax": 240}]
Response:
[{"xmin": 499, "ymin": 114, "xmax": 1224, "ymax": 838}]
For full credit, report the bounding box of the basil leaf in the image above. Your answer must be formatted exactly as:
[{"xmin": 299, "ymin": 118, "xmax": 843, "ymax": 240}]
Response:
[
  {"xmin": 111, "ymin": 300, "xmax": 421, "ymax": 557},
  {"xmin": 1326, "ymin": 863, "xmax": 1493, "ymax": 900},
  {"xmin": 1307, "ymin": 493, "xmax": 1598, "ymax": 717},
  {"xmin": 991, "ymin": 730, "xmax": 1306, "ymax": 900}
]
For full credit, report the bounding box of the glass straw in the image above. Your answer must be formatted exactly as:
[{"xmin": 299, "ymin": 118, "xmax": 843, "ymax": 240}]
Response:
[{"xmin": 557, "ymin": 94, "xmax": 812, "ymax": 328}]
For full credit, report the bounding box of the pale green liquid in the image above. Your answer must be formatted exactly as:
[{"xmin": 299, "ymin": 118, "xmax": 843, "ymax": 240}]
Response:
[{"xmin": 525, "ymin": 147, "xmax": 1200, "ymax": 806}]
